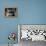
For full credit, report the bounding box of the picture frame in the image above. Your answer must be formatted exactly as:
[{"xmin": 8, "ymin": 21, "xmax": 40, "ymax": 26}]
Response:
[{"xmin": 5, "ymin": 8, "xmax": 18, "ymax": 17}]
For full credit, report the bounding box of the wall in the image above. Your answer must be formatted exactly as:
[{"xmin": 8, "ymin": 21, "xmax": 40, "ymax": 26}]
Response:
[{"xmin": 0, "ymin": 0, "xmax": 46, "ymax": 44}]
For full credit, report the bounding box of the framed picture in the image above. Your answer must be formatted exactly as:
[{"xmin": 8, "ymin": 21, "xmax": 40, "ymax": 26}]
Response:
[
  {"xmin": 5, "ymin": 8, "xmax": 18, "ymax": 17},
  {"xmin": 18, "ymin": 24, "xmax": 46, "ymax": 41}
]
